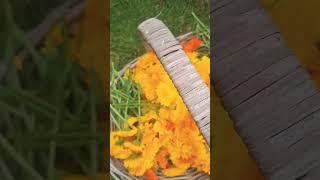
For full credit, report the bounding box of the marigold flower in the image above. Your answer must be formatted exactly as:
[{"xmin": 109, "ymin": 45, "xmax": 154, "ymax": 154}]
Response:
[
  {"xmin": 144, "ymin": 169, "xmax": 158, "ymax": 180},
  {"xmin": 110, "ymin": 134, "xmax": 133, "ymax": 159},
  {"xmin": 123, "ymin": 142, "xmax": 142, "ymax": 152},
  {"xmin": 182, "ymin": 37, "xmax": 203, "ymax": 52},
  {"xmin": 159, "ymin": 108, "xmax": 170, "ymax": 120},
  {"xmin": 162, "ymin": 167, "xmax": 188, "ymax": 177},
  {"xmin": 112, "ymin": 128, "xmax": 137, "ymax": 137},
  {"xmin": 186, "ymin": 52, "xmax": 199, "ymax": 64},
  {"xmin": 194, "ymin": 56, "xmax": 210, "ymax": 86},
  {"xmin": 156, "ymin": 149, "xmax": 169, "ymax": 169},
  {"xmin": 156, "ymin": 81, "xmax": 177, "ymax": 107},
  {"xmin": 141, "ymin": 111, "xmax": 158, "ymax": 123}
]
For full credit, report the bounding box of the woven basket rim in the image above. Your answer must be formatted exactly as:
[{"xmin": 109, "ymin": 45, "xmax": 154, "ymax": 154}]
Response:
[{"xmin": 110, "ymin": 32, "xmax": 210, "ymax": 180}]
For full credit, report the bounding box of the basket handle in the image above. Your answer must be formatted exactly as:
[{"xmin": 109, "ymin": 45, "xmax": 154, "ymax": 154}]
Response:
[{"xmin": 138, "ymin": 18, "xmax": 210, "ymax": 145}]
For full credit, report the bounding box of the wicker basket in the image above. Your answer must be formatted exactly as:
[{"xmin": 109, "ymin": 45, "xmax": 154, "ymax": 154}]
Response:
[{"xmin": 110, "ymin": 18, "xmax": 210, "ymax": 180}]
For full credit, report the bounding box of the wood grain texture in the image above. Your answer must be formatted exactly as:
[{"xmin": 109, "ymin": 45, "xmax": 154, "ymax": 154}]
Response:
[{"xmin": 212, "ymin": 0, "xmax": 320, "ymax": 179}]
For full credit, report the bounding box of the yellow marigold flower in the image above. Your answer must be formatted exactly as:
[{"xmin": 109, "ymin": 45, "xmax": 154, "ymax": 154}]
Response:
[
  {"xmin": 170, "ymin": 99, "xmax": 188, "ymax": 121},
  {"xmin": 162, "ymin": 167, "xmax": 188, "ymax": 177},
  {"xmin": 132, "ymin": 73, "xmax": 157, "ymax": 101},
  {"xmin": 111, "ymin": 147, "xmax": 132, "ymax": 160},
  {"xmin": 186, "ymin": 52, "xmax": 199, "ymax": 64},
  {"xmin": 124, "ymin": 157, "xmax": 146, "ymax": 176},
  {"xmin": 159, "ymin": 108, "xmax": 170, "ymax": 120},
  {"xmin": 112, "ymin": 128, "xmax": 137, "ymax": 137},
  {"xmin": 135, "ymin": 52, "xmax": 158, "ymax": 69},
  {"xmin": 153, "ymin": 121, "xmax": 161, "ymax": 133},
  {"xmin": 123, "ymin": 142, "xmax": 142, "ymax": 152},
  {"xmin": 180, "ymin": 144, "xmax": 193, "ymax": 159},
  {"xmin": 124, "ymin": 138, "xmax": 161, "ymax": 176},
  {"xmin": 141, "ymin": 111, "xmax": 158, "ymax": 123},
  {"xmin": 194, "ymin": 55, "xmax": 210, "ymax": 86},
  {"xmin": 127, "ymin": 117, "xmax": 138, "ymax": 128},
  {"xmin": 110, "ymin": 134, "xmax": 133, "ymax": 159},
  {"xmin": 156, "ymin": 81, "xmax": 177, "ymax": 107}
]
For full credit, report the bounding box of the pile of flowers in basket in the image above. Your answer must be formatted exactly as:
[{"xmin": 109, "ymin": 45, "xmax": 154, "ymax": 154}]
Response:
[{"xmin": 110, "ymin": 37, "xmax": 210, "ymax": 179}]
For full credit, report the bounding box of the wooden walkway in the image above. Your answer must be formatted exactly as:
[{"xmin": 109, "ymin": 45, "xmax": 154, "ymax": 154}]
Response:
[{"xmin": 211, "ymin": 0, "xmax": 320, "ymax": 179}]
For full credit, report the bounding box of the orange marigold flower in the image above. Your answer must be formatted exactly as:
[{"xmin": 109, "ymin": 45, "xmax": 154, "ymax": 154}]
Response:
[
  {"xmin": 165, "ymin": 120, "xmax": 175, "ymax": 131},
  {"xmin": 144, "ymin": 169, "xmax": 158, "ymax": 180},
  {"xmin": 182, "ymin": 37, "xmax": 203, "ymax": 52},
  {"xmin": 156, "ymin": 149, "xmax": 169, "ymax": 169}
]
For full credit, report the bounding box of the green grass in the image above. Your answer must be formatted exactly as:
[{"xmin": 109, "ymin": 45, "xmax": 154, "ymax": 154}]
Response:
[
  {"xmin": 110, "ymin": 63, "xmax": 141, "ymax": 130},
  {"xmin": 0, "ymin": 1, "xmax": 105, "ymax": 179},
  {"xmin": 110, "ymin": 0, "xmax": 209, "ymax": 70}
]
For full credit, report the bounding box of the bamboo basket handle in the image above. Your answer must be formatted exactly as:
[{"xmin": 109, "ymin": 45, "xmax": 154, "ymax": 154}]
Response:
[{"xmin": 138, "ymin": 18, "xmax": 210, "ymax": 145}]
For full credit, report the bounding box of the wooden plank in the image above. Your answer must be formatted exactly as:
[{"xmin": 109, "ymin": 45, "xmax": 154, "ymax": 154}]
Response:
[
  {"xmin": 213, "ymin": 33, "xmax": 292, "ymax": 97},
  {"xmin": 252, "ymin": 93, "xmax": 320, "ymax": 149},
  {"xmin": 300, "ymin": 163, "xmax": 320, "ymax": 180},
  {"xmin": 222, "ymin": 55, "xmax": 300, "ymax": 110},
  {"xmin": 212, "ymin": 0, "xmax": 320, "ymax": 179},
  {"xmin": 245, "ymin": 89, "xmax": 320, "ymax": 144},
  {"xmin": 214, "ymin": 8, "xmax": 276, "ymax": 43},
  {"xmin": 212, "ymin": 0, "xmax": 258, "ymax": 17},
  {"xmin": 230, "ymin": 68, "xmax": 315, "ymax": 127},
  {"xmin": 228, "ymin": 69, "xmax": 318, "ymax": 152},
  {"xmin": 213, "ymin": 8, "xmax": 278, "ymax": 61},
  {"xmin": 259, "ymin": 108, "xmax": 320, "ymax": 167},
  {"xmin": 252, "ymin": 120, "xmax": 320, "ymax": 178},
  {"xmin": 211, "ymin": 0, "xmax": 234, "ymax": 13}
]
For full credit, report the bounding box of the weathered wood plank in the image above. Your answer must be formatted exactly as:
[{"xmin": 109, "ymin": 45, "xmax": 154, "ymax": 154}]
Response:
[
  {"xmin": 213, "ymin": 33, "xmax": 292, "ymax": 97},
  {"xmin": 253, "ymin": 123, "xmax": 320, "ymax": 178},
  {"xmin": 212, "ymin": 0, "xmax": 320, "ymax": 179},
  {"xmin": 212, "ymin": 0, "xmax": 258, "ymax": 17},
  {"xmin": 300, "ymin": 164, "xmax": 320, "ymax": 180},
  {"xmin": 211, "ymin": 0, "xmax": 234, "ymax": 13},
  {"xmin": 246, "ymin": 89, "xmax": 320, "ymax": 145},
  {"xmin": 213, "ymin": 8, "xmax": 278, "ymax": 61},
  {"xmin": 257, "ymin": 108, "xmax": 320, "ymax": 170},
  {"xmin": 222, "ymin": 55, "xmax": 300, "ymax": 110},
  {"xmin": 230, "ymin": 68, "xmax": 315, "ymax": 128},
  {"xmin": 228, "ymin": 69, "xmax": 318, "ymax": 155},
  {"xmin": 214, "ymin": 8, "xmax": 276, "ymax": 43}
]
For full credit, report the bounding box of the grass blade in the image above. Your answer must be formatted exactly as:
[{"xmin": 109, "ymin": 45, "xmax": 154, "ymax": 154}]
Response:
[{"xmin": 0, "ymin": 134, "xmax": 44, "ymax": 180}]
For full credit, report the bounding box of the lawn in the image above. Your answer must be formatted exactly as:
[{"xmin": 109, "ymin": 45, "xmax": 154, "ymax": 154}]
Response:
[{"xmin": 110, "ymin": 0, "xmax": 210, "ymax": 70}]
